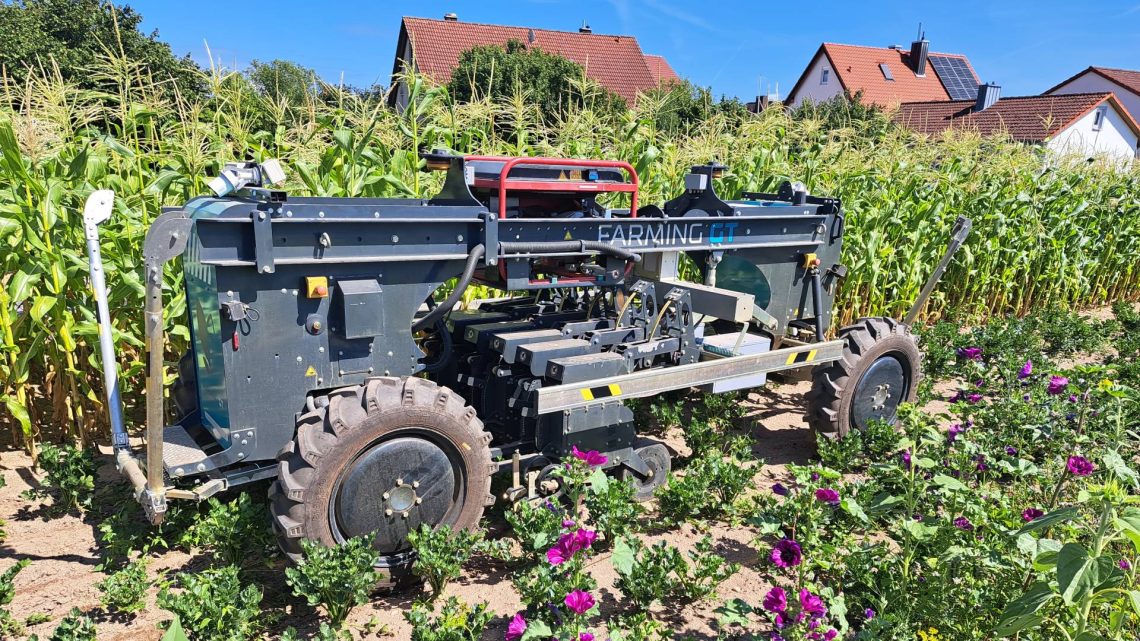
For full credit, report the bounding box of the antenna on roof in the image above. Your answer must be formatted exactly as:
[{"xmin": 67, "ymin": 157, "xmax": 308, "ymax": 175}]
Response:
[
  {"xmin": 579, "ymin": 21, "xmax": 592, "ymax": 34},
  {"xmin": 527, "ymin": 28, "xmax": 536, "ymax": 44},
  {"xmin": 917, "ymin": 22, "xmax": 923, "ymax": 40}
]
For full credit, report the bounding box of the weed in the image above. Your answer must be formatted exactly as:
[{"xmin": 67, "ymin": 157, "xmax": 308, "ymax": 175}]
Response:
[
  {"xmin": 0, "ymin": 559, "xmax": 29, "ymax": 637},
  {"xmin": 21, "ymin": 444, "xmax": 96, "ymax": 514},
  {"xmin": 504, "ymin": 499, "xmax": 566, "ymax": 557},
  {"xmin": 404, "ymin": 596, "xmax": 493, "ymax": 641},
  {"xmin": 612, "ymin": 535, "xmax": 737, "ymax": 610},
  {"xmin": 181, "ymin": 493, "xmax": 274, "ymax": 568},
  {"xmin": 45, "ymin": 608, "xmax": 97, "ymax": 641},
  {"xmin": 407, "ymin": 524, "xmax": 484, "ymax": 598},
  {"xmin": 285, "ymin": 536, "xmax": 379, "ymax": 629},
  {"xmin": 96, "ymin": 558, "xmax": 149, "ymax": 615},
  {"xmin": 157, "ymin": 566, "xmax": 263, "ymax": 641},
  {"xmin": 656, "ymin": 452, "xmax": 757, "ymax": 523},
  {"xmin": 583, "ymin": 469, "xmax": 642, "ymax": 548}
]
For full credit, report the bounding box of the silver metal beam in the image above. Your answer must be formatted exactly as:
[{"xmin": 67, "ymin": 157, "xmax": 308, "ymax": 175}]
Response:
[{"xmin": 535, "ymin": 340, "xmax": 845, "ymax": 414}]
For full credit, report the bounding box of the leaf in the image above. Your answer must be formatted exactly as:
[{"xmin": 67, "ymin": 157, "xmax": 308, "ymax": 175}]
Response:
[
  {"xmin": 161, "ymin": 616, "xmax": 190, "ymax": 641},
  {"xmin": 714, "ymin": 598, "xmax": 754, "ymax": 627},
  {"xmin": 29, "ymin": 295, "xmax": 57, "ymax": 323},
  {"xmin": 840, "ymin": 497, "xmax": 869, "ymax": 523},
  {"xmin": 521, "ymin": 619, "xmax": 552, "ymax": 641},
  {"xmin": 1057, "ymin": 543, "xmax": 1107, "ymax": 605},
  {"xmin": 4, "ymin": 399, "xmax": 31, "ymax": 437},
  {"xmin": 932, "ymin": 474, "xmax": 968, "ymax": 492},
  {"xmin": 1129, "ymin": 590, "xmax": 1140, "ymax": 619},
  {"xmin": 1102, "ymin": 450, "xmax": 1139, "ymax": 488},
  {"xmin": 611, "ymin": 536, "xmax": 635, "ymax": 575},
  {"xmin": 1015, "ymin": 506, "xmax": 1080, "ymax": 536},
  {"xmin": 587, "ymin": 467, "xmax": 609, "ymax": 494},
  {"xmin": 1117, "ymin": 508, "xmax": 1140, "ymax": 552},
  {"xmin": 866, "ymin": 492, "xmax": 905, "ymax": 515},
  {"xmin": 900, "ymin": 517, "xmax": 938, "ymax": 541},
  {"xmin": 993, "ymin": 582, "xmax": 1055, "ymax": 636}
]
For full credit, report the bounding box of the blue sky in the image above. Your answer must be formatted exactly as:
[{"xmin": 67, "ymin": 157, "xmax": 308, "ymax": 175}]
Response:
[{"xmin": 130, "ymin": 0, "xmax": 1140, "ymax": 100}]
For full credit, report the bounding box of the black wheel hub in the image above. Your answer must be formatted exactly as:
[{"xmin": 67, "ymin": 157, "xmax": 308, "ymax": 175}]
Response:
[
  {"xmin": 333, "ymin": 432, "xmax": 464, "ymax": 555},
  {"xmin": 850, "ymin": 355, "xmax": 910, "ymax": 431}
]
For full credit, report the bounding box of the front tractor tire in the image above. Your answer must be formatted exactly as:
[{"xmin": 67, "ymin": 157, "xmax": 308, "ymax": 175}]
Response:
[
  {"xmin": 269, "ymin": 377, "xmax": 495, "ymax": 585},
  {"xmin": 805, "ymin": 317, "xmax": 922, "ymax": 440}
]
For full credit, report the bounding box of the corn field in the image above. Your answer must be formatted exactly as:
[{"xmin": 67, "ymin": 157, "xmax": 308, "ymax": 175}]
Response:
[{"xmin": 1, "ymin": 57, "xmax": 1138, "ymax": 455}]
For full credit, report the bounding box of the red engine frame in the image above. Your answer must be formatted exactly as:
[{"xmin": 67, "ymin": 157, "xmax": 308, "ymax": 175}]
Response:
[{"xmin": 464, "ymin": 155, "xmax": 639, "ymax": 219}]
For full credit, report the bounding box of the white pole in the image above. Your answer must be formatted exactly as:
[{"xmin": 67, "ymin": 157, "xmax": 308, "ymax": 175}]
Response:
[{"xmin": 82, "ymin": 190, "xmax": 128, "ymax": 449}]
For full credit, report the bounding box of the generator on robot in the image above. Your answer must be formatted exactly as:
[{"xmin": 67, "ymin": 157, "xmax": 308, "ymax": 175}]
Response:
[{"xmin": 84, "ymin": 152, "xmax": 970, "ymax": 579}]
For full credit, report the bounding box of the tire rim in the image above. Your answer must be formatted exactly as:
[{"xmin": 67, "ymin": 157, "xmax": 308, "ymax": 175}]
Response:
[
  {"xmin": 850, "ymin": 354, "xmax": 912, "ymax": 431},
  {"xmin": 330, "ymin": 428, "xmax": 467, "ymax": 564}
]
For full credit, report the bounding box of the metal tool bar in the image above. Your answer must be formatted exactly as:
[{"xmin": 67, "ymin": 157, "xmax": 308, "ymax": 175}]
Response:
[
  {"xmin": 904, "ymin": 215, "xmax": 972, "ymax": 325},
  {"xmin": 535, "ymin": 340, "xmax": 845, "ymax": 414}
]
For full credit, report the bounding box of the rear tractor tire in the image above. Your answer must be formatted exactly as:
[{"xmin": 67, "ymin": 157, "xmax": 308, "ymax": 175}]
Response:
[
  {"xmin": 269, "ymin": 376, "xmax": 495, "ymax": 586},
  {"xmin": 805, "ymin": 317, "xmax": 922, "ymax": 440}
]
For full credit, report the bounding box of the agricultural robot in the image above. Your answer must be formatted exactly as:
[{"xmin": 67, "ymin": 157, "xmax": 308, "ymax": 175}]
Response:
[{"xmin": 85, "ymin": 153, "xmax": 970, "ymax": 579}]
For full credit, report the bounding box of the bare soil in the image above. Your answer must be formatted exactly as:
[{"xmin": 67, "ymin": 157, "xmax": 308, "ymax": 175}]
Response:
[{"xmin": 0, "ymin": 378, "xmax": 821, "ymax": 641}]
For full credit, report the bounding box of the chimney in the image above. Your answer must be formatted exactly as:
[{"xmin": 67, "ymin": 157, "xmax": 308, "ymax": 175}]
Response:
[
  {"xmin": 443, "ymin": 12, "xmax": 458, "ymax": 21},
  {"xmin": 974, "ymin": 83, "xmax": 1001, "ymax": 111},
  {"xmin": 910, "ymin": 33, "xmax": 929, "ymax": 76},
  {"xmin": 579, "ymin": 21, "xmax": 592, "ymax": 34}
]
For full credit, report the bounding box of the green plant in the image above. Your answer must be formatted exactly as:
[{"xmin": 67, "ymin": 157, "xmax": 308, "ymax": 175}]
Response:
[
  {"xmin": 0, "ymin": 559, "xmax": 29, "ymax": 636},
  {"xmin": 611, "ymin": 535, "xmax": 738, "ymax": 610},
  {"xmin": 504, "ymin": 499, "xmax": 567, "ymax": 557},
  {"xmin": 181, "ymin": 493, "xmax": 274, "ymax": 568},
  {"xmin": 96, "ymin": 558, "xmax": 149, "ymax": 614},
  {"xmin": 656, "ymin": 451, "xmax": 757, "ymax": 523},
  {"xmin": 157, "ymin": 566, "xmax": 263, "ymax": 641},
  {"xmin": 404, "ymin": 596, "xmax": 493, "ymax": 641},
  {"xmin": 583, "ymin": 468, "xmax": 642, "ymax": 547},
  {"xmin": 46, "ymin": 608, "xmax": 97, "ymax": 641},
  {"xmin": 285, "ymin": 536, "xmax": 380, "ymax": 628},
  {"xmin": 407, "ymin": 523, "xmax": 484, "ymax": 598},
  {"xmin": 22, "ymin": 443, "xmax": 96, "ymax": 513}
]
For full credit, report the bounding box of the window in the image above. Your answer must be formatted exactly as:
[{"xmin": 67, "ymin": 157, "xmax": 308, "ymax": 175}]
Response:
[
  {"xmin": 821, "ymin": 69, "xmax": 830, "ymax": 85},
  {"xmin": 879, "ymin": 63, "xmax": 894, "ymax": 81},
  {"xmin": 1092, "ymin": 106, "xmax": 1106, "ymax": 131}
]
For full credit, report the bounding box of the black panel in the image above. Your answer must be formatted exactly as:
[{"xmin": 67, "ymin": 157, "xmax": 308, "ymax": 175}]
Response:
[{"xmin": 929, "ymin": 55, "xmax": 979, "ymax": 100}]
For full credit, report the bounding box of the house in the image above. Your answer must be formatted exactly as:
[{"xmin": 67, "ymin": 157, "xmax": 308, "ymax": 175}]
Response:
[
  {"xmin": 1045, "ymin": 66, "xmax": 1140, "ymax": 125},
  {"xmin": 389, "ymin": 14, "xmax": 679, "ymax": 109},
  {"xmin": 896, "ymin": 86, "xmax": 1140, "ymax": 161},
  {"xmin": 785, "ymin": 35, "xmax": 981, "ymax": 108}
]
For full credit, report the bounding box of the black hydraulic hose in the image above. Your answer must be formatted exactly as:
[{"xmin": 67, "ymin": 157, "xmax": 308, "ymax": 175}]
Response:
[
  {"xmin": 498, "ymin": 240, "xmax": 641, "ymax": 263},
  {"xmin": 412, "ymin": 243, "xmax": 485, "ymax": 333},
  {"xmin": 810, "ymin": 269, "xmax": 825, "ymax": 342}
]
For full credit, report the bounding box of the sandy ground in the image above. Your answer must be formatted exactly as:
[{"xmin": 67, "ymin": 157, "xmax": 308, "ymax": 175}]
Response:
[{"xmin": 0, "ymin": 377, "xmax": 823, "ymax": 641}]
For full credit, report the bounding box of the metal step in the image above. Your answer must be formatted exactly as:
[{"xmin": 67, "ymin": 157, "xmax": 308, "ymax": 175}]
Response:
[
  {"xmin": 161, "ymin": 424, "xmax": 215, "ymax": 476},
  {"xmin": 516, "ymin": 338, "xmax": 592, "ymax": 377}
]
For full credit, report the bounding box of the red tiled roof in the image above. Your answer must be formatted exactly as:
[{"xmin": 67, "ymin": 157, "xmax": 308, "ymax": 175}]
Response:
[
  {"xmin": 644, "ymin": 54, "xmax": 679, "ymax": 85},
  {"xmin": 895, "ymin": 92, "xmax": 1140, "ymax": 142},
  {"xmin": 398, "ymin": 17, "xmax": 673, "ymax": 104},
  {"xmin": 1045, "ymin": 66, "xmax": 1140, "ymax": 99},
  {"xmin": 787, "ymin": 43, "xmax": 979, "ymax": 107}
]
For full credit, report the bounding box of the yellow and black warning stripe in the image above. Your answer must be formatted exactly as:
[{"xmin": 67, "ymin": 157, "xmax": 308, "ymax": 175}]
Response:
[
  {"xmin": 785, "ymin": 349, "xmax": 818, "ymax": 366},
  {"xmin": 580, "ymin": 383, "xmax": 623, "ymax": 401}
]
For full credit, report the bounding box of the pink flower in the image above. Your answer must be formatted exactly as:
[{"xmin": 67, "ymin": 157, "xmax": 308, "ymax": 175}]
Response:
[
  {"xmin": 1018, "ymin": 360, "xmax": 1033, "ymax": 380},
  {"xmin": 954, "ymin": 516, "xmax": 973, "ymax": 531},
  {"xmin": 967, "ymin": 393, "xmax": 983, "ymax": 404},
  {"xmin": 770, "ymin": 539, "xmax": 802, "ymax": 568},
  {"xmin": 814, "ymin": 488, "xmax": 840, "ymax": 505},
  {"xmin": 957, "ymin": 347, "xmax": 983, "ymax": 361},
  {"xmin": 578, "ymin": 634, "xmax": 595, "ymax": 641},
  {"xmin": 762, "ymin": 586, "xmax": 787, "ymax": 613},
  {"xmin": 571, "ymin": 445, "xmax": 607, "ymax": 467},
  {"xmin": 546, "ymin": 545, "xmax": 569, "ymax": 565},
  {"xmin": 1066, "ymin": 455, "xmax": 1094, "ymax": 477},
  {"xmin": 1120, "ymin": 559, "xmax": 1132, "ymax": 570},
  {"xmin": 824, "ymin": 630, "xmax": 838, "ymax": 640},
  {"xmin": 564, "ymin": 589, "xmax": 595, "ymax": 615},
  {"xmin": 571, "ymin": 528, "xmax": 597, "ymax": 551},
  {"xmin": 505, "ymin": 613, "xmax": 527, "ymax": 641},
  {"xmin": 799, "ymin": 589, "xmax": 827, "ymax": 618},
  {"xmin": 1047, "ymin": 376, "xmax": 1069, "ymax": 395},
  {"xmin": 1022, "ymin": 508, "xmax": 1044, "ymax": 522},
  {"xmin": 546, "ymin": 529, "xmax": 596, "ymax": 565}
]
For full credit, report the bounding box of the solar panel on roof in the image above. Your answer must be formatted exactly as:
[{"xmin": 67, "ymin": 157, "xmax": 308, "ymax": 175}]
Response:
[
  {"xmin": 879, "ymin": 63, "xmax": 894, "ymax": 81},
  {"xmin": 929, "ymin": 55, "xmax": 979, "ymax": 100}
]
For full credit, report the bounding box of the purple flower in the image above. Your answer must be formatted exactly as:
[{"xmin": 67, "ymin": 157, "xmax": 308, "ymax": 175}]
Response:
[
  {"xmin": 546, "ymin": 545, "xmax": 569, "ymax": 565},
  {"xmin": 506, "ymin": 614, "xmax": 527, "ymax": 641},
  {"xmin": 954, "ymin": 516, "xmax": 973, "ymax": 531},
  {"xmin": 1022, "ymin": 393, "xmax": 1031, "ymax": 402},
  {"xmin": 770, "ymin": 539, "xmax": 802, "ymax": 568},
  {"xmin": 949, "ymin": 390, "xmax": 964, "ymax": 403},
  {"xmin": 1066, "ymin": 455, "xmax": 1094, "ymax": 477},
  {"xmin": 771, "ymin": 633, "xmax": 785, "ymax": 641},
  {"xmin": 948, "ymin": 423, "xmax": 965, "ymax": 443},
  {"xmin": 901, "ymin": 449, "xmax": 912, "ymax": 470},
  {"xmin": 563, "ymin": 519, "xmax": 576, "ymax": 529},
  {"xmin": 967, "ymin": 393, "xmax": 984, "ymax": 404},
  {"xmin": 571, "ymin": 445, "xmax": 607, "ymax": 467},
  {"xmin": 1047, "ymin": 376, "xmax": 1069, "ymax": 395},
  {"xmin": 572, "ymin": 528, "xmax": 597, "ymax": 550},
  {"xmin": 1068, "ymin": 394, "xmax": 1078, "ymax": 403},
  {"xmin": 1018, "ymin": 359, "xmax": 1033, "ymax": 380},
  {"xmin": 762, "ymin": 586, "xmax": 787, "ymax": 613},
  {"xmin": 1022, "ymin": 508, "xmax": 1044, "ymax": 522},
  {"xmin": 824, "ymin": 631, "xmax": 838, "ymax": 641},
  {"xmin": 564, "ymin": 589, "xmax": 595, "ymax": 614},
  {"xmin": 772, "ymin": 483, "xmax": 789, "ymax": 496},
  {"xmin": 799, "ymin": 589, "xmax": 827, "ymax": 618},
  {"xmin": 864, "ymin": 608, "xmax": 876, "ymax": 619},
  {"xmin": 1005, "ymin": 446, "xmax": 1018, "ymax": 456},
  {"xmin": 975, "ymin": 454, "xmax": 988, "ymax": 471},
  {"xmin": 546, "ymin": 529, "xmax": 596, "ymax": 565},
  {"xmin": 957, "ymin": 346, "xmax": 983, "ymax": 361},
  {"xmin": 1120, "ymin": 559, "xmax": 1132, "ymax": 570},
  {"xmin": 579, "ymin": 634, "xmax": 594, "ymax": 641},
  {"xmin": 810, "ymin": 472, "xmax": 821, "ymax": 482},
  {"xmin": 815, "ymin": 488, "xmax": 840, "ymax": 505},
  {"xmin": 774, "ymin": 613, "xmax": 786, "ymax": 629}
]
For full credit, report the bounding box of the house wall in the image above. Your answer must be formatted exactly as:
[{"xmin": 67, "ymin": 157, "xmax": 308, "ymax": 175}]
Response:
[
  {"xmin": 1047, "ymin": 102, "xmax": 1138, "ymax": 161},
  {"xmin": 393, "ymin": 40, "xmax": 414, "ymax": 111},
  {"xmin": 790, "ymin": 55, "xmax": 841, "ymax": 107},
  {"xmin": 1048, "ymin": 72, "xmax": 1140, "ymax": 127}
]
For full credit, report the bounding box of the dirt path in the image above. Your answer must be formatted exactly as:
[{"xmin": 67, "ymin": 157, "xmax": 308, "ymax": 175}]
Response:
[{"xmin": 0, "ymin": 378, "xmax": 817, "ymax": 641}]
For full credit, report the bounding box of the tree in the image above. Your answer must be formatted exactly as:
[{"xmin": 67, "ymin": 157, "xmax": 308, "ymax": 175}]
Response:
[
  {"xmin": 247, "ymin": 58, "xmax": 318, "ymax": 109},
  {"xmin": 639, "ymin": 79, "xmax": 750, "ymax": 135},
  {"xmin": 0, "ymin": 0, "xmax": 202, "ymax": 100},
  {"xmin": 789, "ymin": 90, "xmax": 895, "ymax": 139},
  {"xmin": 448, "ymin": 40, "xmax": 626, "ymax": 120}
]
